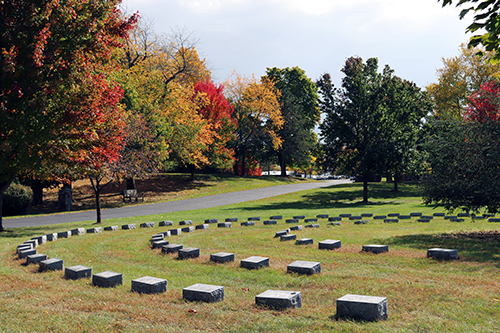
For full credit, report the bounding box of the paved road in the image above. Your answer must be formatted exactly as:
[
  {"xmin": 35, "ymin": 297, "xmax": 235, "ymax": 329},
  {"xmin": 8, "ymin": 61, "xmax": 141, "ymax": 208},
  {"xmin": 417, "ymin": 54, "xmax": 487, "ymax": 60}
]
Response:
[{"xmin": 3, "ymin": 179, "xmax": 351, "ymax": 229}]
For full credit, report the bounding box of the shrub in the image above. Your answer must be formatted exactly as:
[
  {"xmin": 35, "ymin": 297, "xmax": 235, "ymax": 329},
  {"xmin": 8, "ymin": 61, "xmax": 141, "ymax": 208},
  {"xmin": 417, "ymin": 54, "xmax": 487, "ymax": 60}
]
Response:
[{"xmin": 2, "ymin": 182, "xmax": 33, "ymax": 216}]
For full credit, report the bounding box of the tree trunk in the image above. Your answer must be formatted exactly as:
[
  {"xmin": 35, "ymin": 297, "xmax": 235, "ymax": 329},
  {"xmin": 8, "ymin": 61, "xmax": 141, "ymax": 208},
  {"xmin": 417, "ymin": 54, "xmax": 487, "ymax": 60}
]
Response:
[
  {"xmin": 241, "ymin": 149, "xmax": 246, "ymax": 176},
  {"xmin": 0, "ymin": 179, "xmax": 14, "ymax": 232},
  {"xmin": 94, "ymin": 178, "xmax": 102, "ymax": 224},
  {"xmin": 126, "ymin": 176, "xmax": 136, "ymax": 190},
  {"xmin": 31, "ymin": 179, "xmax": 44, "ymax": 205},
  {"xmin": 363, "ymin": 175, "xmax": 369, "ymax": 203},
  {"xmin": 393, "ymin": 171, "xmax": 399, "ymax": 192},
  {"xmin": 279, "ymin": 151, "xmax": 287, "ymax": 177}
]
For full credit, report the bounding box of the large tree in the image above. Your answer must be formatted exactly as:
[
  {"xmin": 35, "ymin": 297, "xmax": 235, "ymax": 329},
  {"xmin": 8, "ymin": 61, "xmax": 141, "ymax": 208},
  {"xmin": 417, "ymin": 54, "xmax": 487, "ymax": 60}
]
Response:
[
  {"xmin": 0, "ymin": 0, "xmax": 137, "ymax": 230},
  {"xmin": 265, "ymin": 67, "xmax": 320, "ymax": 176}
]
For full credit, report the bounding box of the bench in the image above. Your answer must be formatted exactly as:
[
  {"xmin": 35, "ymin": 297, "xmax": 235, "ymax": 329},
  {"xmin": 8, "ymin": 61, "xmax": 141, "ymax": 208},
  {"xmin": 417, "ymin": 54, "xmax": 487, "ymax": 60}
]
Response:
[{"xmin": 122, "ymin": 189, "xmax": 144, "ymax": 202}]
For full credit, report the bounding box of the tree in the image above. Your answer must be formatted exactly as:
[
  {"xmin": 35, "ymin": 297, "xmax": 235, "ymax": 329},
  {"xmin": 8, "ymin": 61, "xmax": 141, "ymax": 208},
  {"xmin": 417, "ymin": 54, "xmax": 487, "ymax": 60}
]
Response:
[
  {"xmin": 426, "ymin": 44, "xmax": 500, "ymax": 119},
  {"xmin": 265, "ymin": 67, "xmax": 320, "ymax": 176},
  {"xmin": 0, "ymin": 0, "xmax": 137, "ymax": 230},
  {"xmin": 439, "ymin": 0, "xmax": 500, "ymax": 62}
]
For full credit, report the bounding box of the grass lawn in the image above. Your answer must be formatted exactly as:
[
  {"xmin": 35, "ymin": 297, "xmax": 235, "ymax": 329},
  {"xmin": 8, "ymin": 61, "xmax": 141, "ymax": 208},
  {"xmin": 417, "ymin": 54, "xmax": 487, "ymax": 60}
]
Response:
[{"xmin": 1, "ymin": 182, "xmax": 499, "ymax": 332}]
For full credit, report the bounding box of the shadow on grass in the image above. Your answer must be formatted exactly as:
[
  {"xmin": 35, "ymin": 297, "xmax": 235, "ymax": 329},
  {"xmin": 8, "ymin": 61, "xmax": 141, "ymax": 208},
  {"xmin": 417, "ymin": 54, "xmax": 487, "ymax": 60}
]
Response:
[{"xmin": 382, "ymin": 231, "xmax": 500, "ymax": 263}]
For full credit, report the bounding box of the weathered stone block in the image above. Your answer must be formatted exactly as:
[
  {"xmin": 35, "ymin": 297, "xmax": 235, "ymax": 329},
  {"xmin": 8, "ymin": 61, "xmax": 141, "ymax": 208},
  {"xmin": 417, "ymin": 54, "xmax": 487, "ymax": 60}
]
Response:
[
  {"xmin": 248, "ymin": 217, "xmax": 261, "ymax": 221},
  {"xmin": 444, "ymin": 215, "xmax": 456, "ymax": 220},
  {"xmin": 140, "ymin": 222, "xmax": 155, "ymax": 228},
  {"xmin": 256, "ymin": 290, "xmax": 302, "ymax": 309},
  {"xmin": 121, "ymin": 224, "xmax": 136, "ymax": 230},
  {"xmin": 240, "ymin": 256, "xmax": 269, "ymax": 270},
  {"xmin": 339, "ymin": 214, "xmax": 351, "ymax": 218},
  {"xmin": 433, "ymin": 212, "xmax": 445, "ymax": 217},
  {"xmin": 17, "ymin": 244, "xmax": 32, "ymax": 253},
  {"xmin": 427, "ymin": 248, "xmax": 458, "ymax": 260},
  {"xmin": 195, "ymin": 224, "xmax": 209, "ymax": 230},
  {"xmin": 450, "ymin": 218, "xmax": 465, "ymax": 222},
  {"xmin": 31, "ymin": 236, "xmax": 47, "ymax": 245},
  {"xmin": 293, "ymin": 215, "xmax": 305, "ymax": 219},
  {"xmin": 274, "ymin": 229, "xmax": 289, "ymax": 238},
  {"xmin": 317, "ymin": 214, "xmax": 329, "ymax": 219},
  {"xmin": 319, "ymin": 239, "xmax": 342, "ymax": 250},
  {"xmin": 349, "ymin": 216, "xmax": 362, "ymax": 220},
  {"xmin": 151, "ymin": 234, "xmax": 164, "ymax": 241},
  {"xmin": 384, "ymin": 219, "xmax": 399, "ymax": 223},
  {"xmin": 270, "ymin": 215, "xmax": 283, "ymax": 220},
  {"xmin": 162, "ymin": 243, "xmax": 183, "ymax": 254},
  {"xmin": 169, "ymin": 228, "xmax": 182, "ymax": 236},
  {"xmin": 327, "ymin": 222, "xmax": 341, "ymax": 226},
  {"xmin": 24, "ymin": 239, "xmax": 38, "ymax": 248},
  {"xmin": 354, "ymin": 220, "xmax": 368, "ymax": 225},
  {"xmin": 181, "ymin": 226, "xmax": 195, "ymax": 233},
  {"xmin": 39, "ymin": 258, "xmax": 64, "ymax": 272},
  {"xmin": 205, "ymin": 219, "xmax": 218, "ymax": 224},
  {"xmin": 225, "ymin": 218, "xmax": 238, "ymax": 222},
  {"xmin": 92, "ymin": 271, "xmax": 122, "ymax": 288},
  {"xmin": 473, "ymin": 216, "xmax": 485, "ymax": 220},
  {"xmin": 410, "ymin": 212, "xmax": 422, "ymax": 217},
  {"xmin": 289, "ymin": 225, "xmax": 302, "ymax": 231},
  {"xmin": 295, "ymin": 238, "xmax": 313, "ymax": 245},
  {"xmin": 304, "ymin": 218, "xmax": 318, "ymax": 223},
  {"xmin": 65, "ymin": 265, "xmax": 92, "ymax": 280},
  {"xmin": 417, "ymin": 219, "xmax": 431, "ymax": 223},
  {"xmin": 71, "ymin": 228, "xmax": 85, "ymax": 236},
  {"xmin": 241, "ymin": 221, "xmax": 255, "ymax": 226},
  {"xmin": 328, "ymin": 216, "xmax": 342, "ymax": 221},
  {"xmin": 152, "ymin": 240, "xmax": 169, "ymax": 249},
  {"xmin": 57, "ymin": 231, "xmax": 71, "ymax": 238},
  {"xmin": 336, "ymin": 294, "xmax": 388, "ymax": 321},
  {"xmin": 399, "ymin": 215, "xmax": 411, "ymax": 219},
  {"xmin": 457, "ymin": 213, "xmax": 470, "ymax": 217},
  {"xmin": 421, "ymin": 216, "xmax": 434, "ymax": 219},
  {"xmin": 287, "ymin": 260, "xmax": 320, "ymax": 275},
  {"xmin": 286, "ymin": 219, "xmax": 299, "ymax": 223},
  {"xmin": 159, "ymin": 221, "xmax": 173, "ymax": 227},
  {"xmin": 183, "ymin": 283, "xmax": 224, "ymax": 303},
  {"xmin": 19, "ymin": 248, "xmax": 37, "ymax": 259},
  {"xmin": 218, "ymin": 222, "xmax": 231, "ymax": 228},
  {"xmin": 104, "ymin": 226, "xmax": 118, "ymax": 231},
  {"xmin": 26, "ymin": 253, "xmax": 47, "ymax": 265},
  {"xmin": 210, "ymin": 252, "xmax": 234, "ymax": 263},
  {"xmin": 131, "ymin": 276, "xmax": 167, "ymax": 294},
  {"xmin": 178, "ymin": 247, "xmax": 200, "ymax": 260},
  {"xmin": 387, "ymin": 213, "xmax": 400, "ymax": 217},
  {"xmin": 374, "ymin": 215, "xmax": 386, "ymax": 220},
  {"xmin": 280, "ymin": 234, "xmax": 296, "ymax": 241},
  {"xmin": 362, "ymin": 245, "xmax": 389, "ymax": 254},
  {"xmin": 179, "ymin": 220, "xmax": 192, "ymax": 225},
  {"xmin": 489, "ymin": 218, "xmax": 500, "ymax": 222},
  {"xmin": 263, "ymin": 220, "xmax": 278, "ymax": 225},
  {"xmin": 46, "ymin": 233, "xmax": 58, "ymax": 241},
  {"xmin": 160, "ymin": 231, "xmax": 171, "ymax": 237},
  {"xmin": 87, "ymin": 227, "xmax": 102, "ymax": 233},
  {"xmin": 305, "ymin": 223, "xmax": 320, "ymax": 228},
  {"xmin": 361, "ymin": 213, "xmax": 373, "ymax": 217}
]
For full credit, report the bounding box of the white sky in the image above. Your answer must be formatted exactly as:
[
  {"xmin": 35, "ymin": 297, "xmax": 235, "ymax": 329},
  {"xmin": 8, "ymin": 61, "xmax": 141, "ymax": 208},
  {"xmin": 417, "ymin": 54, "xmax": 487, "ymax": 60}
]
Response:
[{"xmin": 122, "ymin": 0, "xmax": 474, "ymax": 89}]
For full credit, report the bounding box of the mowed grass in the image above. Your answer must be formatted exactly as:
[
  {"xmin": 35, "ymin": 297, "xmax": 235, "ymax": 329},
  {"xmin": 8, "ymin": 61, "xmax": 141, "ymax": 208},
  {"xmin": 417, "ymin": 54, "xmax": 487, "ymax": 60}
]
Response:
[{"xmin": 1, "ymin": 182, "xmax": 500, "ymax": 332}]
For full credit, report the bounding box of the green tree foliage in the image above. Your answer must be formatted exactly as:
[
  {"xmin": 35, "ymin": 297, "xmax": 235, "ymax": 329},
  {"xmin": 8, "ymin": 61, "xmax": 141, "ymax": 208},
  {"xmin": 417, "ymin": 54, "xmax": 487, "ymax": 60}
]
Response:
[
  {"xmin": 265, "ymin": 67, "xmax": 320, "ymax": 176},
  {"xmin": 439, "ymin": 0, "xmax": 500, "ymax": 62}
]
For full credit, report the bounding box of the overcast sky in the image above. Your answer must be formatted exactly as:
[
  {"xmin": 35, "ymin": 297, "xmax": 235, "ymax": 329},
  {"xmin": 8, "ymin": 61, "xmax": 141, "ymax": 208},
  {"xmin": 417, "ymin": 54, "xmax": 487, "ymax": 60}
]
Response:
[{"xmin": 122, "ymin": 0, "xmax": 474, "ymax": 89}]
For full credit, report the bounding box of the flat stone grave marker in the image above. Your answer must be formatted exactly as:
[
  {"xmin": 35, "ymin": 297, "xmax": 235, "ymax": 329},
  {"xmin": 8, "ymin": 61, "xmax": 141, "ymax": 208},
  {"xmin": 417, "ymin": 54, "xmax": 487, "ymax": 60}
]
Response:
[
  {"xmin": 287, "ymin": 260, "xmax": 320, "ymax": 275},
  {"xmin": 131, "ymin": 276, "xmax": 167, "ymax": 294},
  {"xmin": 218, "ymin": 222, "xmax": 231, "ymax": 228},
  {"xmin": 162, "ymin": 244, "xmax": 183, "ymax": 254},
  {"xmin": 349, "ymin": 216, "xmax": 362, "ymax": 220},
  {"xmin": 19, "ymin": 248, "xmax": 37, "ymax": 259},
  {"xmin": 417, "ymin": 219, "xmax": 431, "ymax": 223},
  {"xmin": 140, "ymin": 222, "xmax": 155, "ymax": 228},
  {"xmin": 457, "ymin": 213, "xmax": 470, "ymax": 217},
  {"xmin": 305, "ymin": 223, "xmax": 320, "ymax": 228},
  {"xmin": 384, "ymin": 219, "xmax": 399, "ymax": 223},
  {"xmin": 290, "ymin": 225, "xmax": 302, "ymax": 231},
  {"xmin": 160, "ymin": 231, "xmax": 171, "ymax": 237},
  {"xmin": 336, "ymin": 294, "xmax": 388, "ymax": 322},
  {"xmin": 361, "ymin": 213, "xmax": 373, "ymax": 217},
  {"xmin": 304, "ymin": 218, "xmax": 318, "ymax": 223},
  {"xmin": 444, "ymin": 215, "xmax": 456, "ymax": 220},
  {"xmin": 104, "ymin": 226, "xmax": 118, "ymax": 231},
  {"xmin": 178, "ymin": 247, "xmax": 200, "ymax": 260},
  {"xmin": 489, "ymin": 218, "xmax": 500, "ymax": 222},
  {"xmin": 450, "ymin": 218, "xmax": 465, "ymax": 222},
  {"xmin": 46, "ymin": 233, "xmax": 58, "ymax": 241},
  {"xmin": 362, "ymin": 245, "xmax": 389, "ymax": 254},
  {"xmin": 169, "ymin": 228, "xmax": 182, "ymax": 236},
  {"xmin": 286, "ymin": 219, "xmax": 299, "ymax": 224},
  {"xmin": 92, "ymin": 271, "xmax": 122, "ymax": 288},
  {"xmin": 317, "ymin": 214, "xmax": 329, "ymax": 219},
  {"xmin": 427, "ymin": 248, "xmax": 458, "ymax": 260},
  {"xmin": 225, "ymin": 218, "xmax": 238, "ymax": 222},
  {"xmin": 121, "ymin": 224, "xmax": 136, "ymax": 230},
  {"xmin": 293, "ymin": 215, "xmax": 305, "ymax": 219},
  {"xmin": 433, "ymin": 213, "xmax": 445, "ymax": 217},
  {"xmin": 179, "ymin": 220, "xmax": 192, "ymax": 225},
  {"xmin": 270, "ymin": 215, "xmax": 283, "ymax": 220},
  {"xmin": 328, "ymin": 216, "xmax": 341, "ymax": 221},
  {"xmin": 295, "ymin": 238, "xmax": 313, "ymax": 245},
  {"xmin": 398, "ymin": 215, "xmax": 411, "ymax": 219},
  {"xmin": 483, "ymin": 213, "xmax": 496, "ymax": 218},
  {"xmin": 205, "ymin": 219, "xmax": 218, "ymax": 224},
  {"xmin": 327, "ymin": 222, "xmax": 341, "ymax": 226},
  {"xmin": 57, "ymin": 231, "xmax": 71, "ymax": 238},
  {"xmin": 71, "ymin": 228, "xmax": 85, "ymax": 236},
  {"xmin": 183, "ymin": 283, "xmax": 225, "ymax": 303},
  {"xmin": 17, "ymin": 244, "xmax": 32, "ymax": 254},
  {"xmin": 195, "ymin": 224, "xmax": 209, "ymax": 230},
  {"xmin": 263, "ymin": 220, "xmax": 278, "ymax": 225},
  {"xmin": 151, "ymin": 234, "xmax": 164, "ymax": 241},
  {"xmin": 159, "ymin": 221, "xmax": 173, "ymax": 227},
  {"xmin": 410, "ymin": 212, "xmax": 422, "ymax": 217},
  {"xmin": 421, "ymin": 216, "xmax": 434, "ymax": 219},
  {"xmin": 87, "ymin": 227, "xmax": 102, "ymax": 233},
  {"xmin": 240, "ymin": 256, "xmax": 269, "ymax": 270},
  {"xmin": 274, "ymin": 230, "xmax": 289, "ymax": 238},
  {"xmin": 65, "ymin": 265, "xmax": 92, "ymax": 280},
  {"xmin": 210, "ymin": 252, "xmax": 234, "ymax": 263},
  {"xmin": 24, "ymin": 239, "xmax": 38, "ymax": 248},
  {"xmin": 339, "ymin": 214, "xmax": 351, "ymax": 218},
  {"xmin": 280, "ymin": 234, "xmax": 296, "ymax": 241},
  {"xmin": 241, "ymin": 221, "xmax": 255, "ymax": 226},
  {"xmin": 353, "ymin": 220, "xmax": 368, "ymax": 225},
  {"xmin": 472, "ymin": 216, "xmax": 485, "ymax": 220},
  {"xmin": 256, "ymin": 290, "xmax": 302, "ymax": 309},
  {"xmin": 374, "ymin": 215, "xmax": 387, "ymax": 219},
  {"xmin": 248, "ymin": 217, "xmax": 261, "ymax": 221},
  {"xmin": 39, "ymin": 258, "xmax": 64, "ymax": 272},
  {"xmin": 152, "ymin": 240, "xmax": 169, "ymax": 249},
  {"xmin": 319, "ymin": 239, "xmax": 341, "ymax": 250},
  {"xmin": 181, "ymin": 226, "xmax": 195, "ymax": 233},
  {"xmin": 31, "ymin": 236, "xmax": 46, "ymax": 245},
  {"xmin": 26, "ymin": 253, "xmax": 47, "ymax": 265},
  {"xmin": 387, "ymin": 213, "xmax": 400, "ymax": 217}
]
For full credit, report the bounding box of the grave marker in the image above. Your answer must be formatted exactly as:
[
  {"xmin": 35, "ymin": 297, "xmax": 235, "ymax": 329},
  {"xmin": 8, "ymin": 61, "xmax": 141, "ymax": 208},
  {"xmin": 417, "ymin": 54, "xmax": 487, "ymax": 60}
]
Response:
[
  {"xmin": 162, "ymin": 244, "xmax": 183, "ymax": 254},
  {"xmin": 319, "ymin": 239, "xmax": 342, "ymax": 250},
  {"xmin": 256, "ymin": 290, "xmax": 302, "ymax": 309},
  {"xmin": 131, "ymin": 276, "xmax": 167, "ymax": 294},
  {"xmin": 92, "ymin": 271, "xmax": 122, "ymax": 288},
  {"xmin": 218, "ymin": 222, "xmax": 231, "ymax": 228},
  {"xmin": 362, "ymin": 245, "xmax": 389, "ymax": 254},
  {"xmin": 263, "ymin": 220, "xmax": 278, "ymax": 225},
  {"xmin": 104, "ymin": 226, "xmax": 118, "ymax": 231},
  {"xmin": 71, "ymin": 228, "xmax": 85, "ymax": 236},
  {"xmin": 427, "ymin": 248, "xmax": 458, "ymax": 260},
  {"xmin": 195, "ymin": 224, "xmax": 209, "ymax": 230},
  {"xmin": 65, "ymin": 265, "xmax": 92, "ymax": 280},
  {"xmin": 210, "ymin": 252, "xmax": 234, "ymax": 263},
  {"xmin": 179, "ymin": 220, "xmax": 192, "ymax": 225},
  {"xmin": 26, "ymin": 253, "xmax": 47, "ymax": 265},
  {"xmin": 287, "ymin": 260, "xmax": 320, "ymax": 275},
  {"xmin": 121, "ymin": 224, "xmax": 136, "ymax": 230},
  {"xmin": 183, "ymin": 283, "xmax": 225, "ymax": 303},
  {"xmin": 240, "ymin": 256, "xmax": 269, "ymax": 270},
  {"xmin": 336, "ymin": 294, "xmax": 388, "ymax": 321},
  {"xmin": 159, "ymin": 221, "xmax": 173, "ymax": 227},
  {"xmin": 295, "ymin": 238, "xmax": 313, "ymax": 245},
  {"xmin": 39, "ymin": 258, "xmax": 63, "ymax": 272},
  {"xmin": 178, "ymin": 247, "xmax": 200, "ymax": 260},
  {"xmin": 280, "ymin": 234, "xmax": 296, "ymax": 241},
  {"xmin": 87, "ymin": 227, "xmax": 102, "ymax": 233}
]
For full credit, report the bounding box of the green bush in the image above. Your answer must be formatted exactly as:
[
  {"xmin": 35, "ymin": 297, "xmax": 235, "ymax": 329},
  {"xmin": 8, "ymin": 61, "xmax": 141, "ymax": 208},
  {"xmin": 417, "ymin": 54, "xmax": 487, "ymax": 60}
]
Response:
[{"xmin": 2, "ymin": 182, "xmax": 33, "ymax": 216}]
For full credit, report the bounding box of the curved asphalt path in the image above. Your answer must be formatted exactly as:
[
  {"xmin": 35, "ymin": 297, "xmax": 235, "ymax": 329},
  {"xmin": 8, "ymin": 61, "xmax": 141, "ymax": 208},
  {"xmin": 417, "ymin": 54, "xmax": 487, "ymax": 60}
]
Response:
[{"xmin": 4, "ymin": 179, "xmax": 351, "ymax": 229}]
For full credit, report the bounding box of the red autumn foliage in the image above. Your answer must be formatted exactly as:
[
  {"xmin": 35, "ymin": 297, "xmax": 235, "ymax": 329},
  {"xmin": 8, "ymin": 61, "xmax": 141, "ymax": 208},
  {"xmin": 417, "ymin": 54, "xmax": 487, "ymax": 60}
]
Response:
[{"xmin": 465, "ymin": 80, "xmax": 500, "ymax": 122}]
